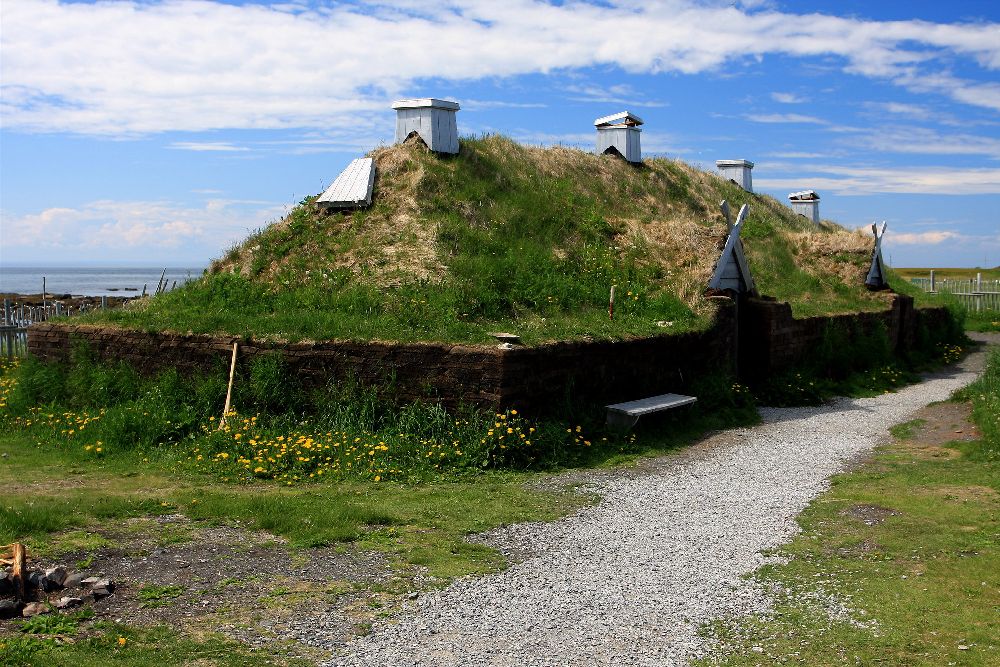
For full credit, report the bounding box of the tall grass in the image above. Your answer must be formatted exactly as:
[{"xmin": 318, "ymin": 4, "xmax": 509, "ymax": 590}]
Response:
[
  {"xmin": 78, "ymin": 135, "xmax": 886, "ymax": 344},
  {"xmin": 0, "ymin": 349, "xmax": 757, "ymax": 484}
]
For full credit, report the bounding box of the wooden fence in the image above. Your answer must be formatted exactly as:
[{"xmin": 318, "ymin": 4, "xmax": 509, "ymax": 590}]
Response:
[
  {"xmin": 1, "ymin": 326, "xmax": 28, "ymax": 359},
  {"xmin": 2, "ymin": 298, "xmax": 118, "ymax": 357},
  {"xmin": 1, "ymin": 298, "xmax": 112, "ymax": 329},
  {"xmin": 909, "ymin": 274, "xmax": 1000, "ymax": 313}
]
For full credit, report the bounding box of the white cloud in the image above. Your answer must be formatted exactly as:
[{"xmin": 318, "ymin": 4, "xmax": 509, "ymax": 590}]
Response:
[
  {"xmin": 765, "ymin": 151, "xmax": 829, "ymax": 159},
  {"xmin": 169, "ymin": 142, "xmax": 251, "ymax": 152},
  {"xmin": 756, "ymin": 165, "xmax": 1000, "ymax": 195},
  {"xmin": 871, "ymin": 101, "xmax": 933, "ymax": 120},
  {"xmin": 2, "ymin": 0, "xmax": 998, "ymax": 135},
  {"xmin": 844, "ymin": 126, "xmax": 1000, "ymax": 159},
  {"xmin": 771, "ymin": 92, "xmax": 807, "ymax": 104},
  {"xmin": 564, "ymin": 84, "xmax": 668, "ymax": 108},
  {"xmin": 1, "ymin": 198, "xmax": 286, "ymax": 262},
  {"xmin": 889, "ymin": 230, "xmax": 961, "ymax": 245},
  {"xmin": 746, "ymin": 113, "xmax": 829, "ymax": 124},
  {"xmin": 462, "ymin": 99, "xmax": 549, "ymax": 111}
]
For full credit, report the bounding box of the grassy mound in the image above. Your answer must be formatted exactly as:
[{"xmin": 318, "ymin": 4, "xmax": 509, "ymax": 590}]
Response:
[{"xmin": 88, "ymin": 135, "xmax": 886, "ymax": 343}]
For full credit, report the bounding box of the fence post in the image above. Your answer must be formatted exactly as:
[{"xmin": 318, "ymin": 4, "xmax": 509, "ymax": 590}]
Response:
[
  {"xmin": 976, "ymin": 272, "xmax": 982, "ymax": 292},
  {"xmin": 929, "ymin": 270, "xmax": 935, "ymax": 293},
  {"xmin": 3, "ymin": 299, "xmax": 9, "ymax": 326},
  {"xmin": 101, "ymin": 296, "xmax": 107, "ymax": 310}
]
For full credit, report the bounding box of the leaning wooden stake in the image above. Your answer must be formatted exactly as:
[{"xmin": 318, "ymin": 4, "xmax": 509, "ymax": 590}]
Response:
[
  {"xmin": 218, "ymin": 342, "xmax": 238, "ymax": 430},
  {"xmin": 609, "ymin": 285, "xmax": 616, "ymax": 320},
  {"xmin": 1, "ymin": 543, "xmax": 27, "ymax": 601},
  {"xmin": 13, "ymin": 543, "xmax": 25, "ymax": 601}
]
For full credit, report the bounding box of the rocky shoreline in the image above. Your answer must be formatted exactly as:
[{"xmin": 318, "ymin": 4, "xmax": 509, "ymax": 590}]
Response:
[{"xmin": 1, "ymin": 292, "xmax": 133, "ymax": 310}]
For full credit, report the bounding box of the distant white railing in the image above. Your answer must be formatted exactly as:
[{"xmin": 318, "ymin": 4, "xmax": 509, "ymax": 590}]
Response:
[{"xmin": 909, "ymin": 272, "xmax": 1000, "ymax": 313}]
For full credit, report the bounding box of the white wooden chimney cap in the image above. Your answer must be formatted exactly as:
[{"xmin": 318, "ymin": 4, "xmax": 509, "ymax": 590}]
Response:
[
  {"xmin": 788, "ymin": 190, "xmax": 820, "ymax": 201},
  {"xmin": 716, "ymin": 159, "xmax": 754, "ymax": 168},
  {"xmin": 594, "ymin": 111, "xmax": 644, "ymax": 127},
  {"xmin": 392, "ymin": 98, "xmax": 460, "ymax": 111}
]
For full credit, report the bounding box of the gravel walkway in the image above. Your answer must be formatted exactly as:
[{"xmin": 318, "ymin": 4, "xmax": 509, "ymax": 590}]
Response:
[{"xmin": 325, "ymin": 347, "xmax": 989, "ymax": 667}]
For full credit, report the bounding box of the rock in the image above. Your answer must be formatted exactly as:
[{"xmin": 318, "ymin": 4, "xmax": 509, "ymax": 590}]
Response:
[
  {"xmin": 63, "ymin": 572, "xmax": 87, "ymax": 589},
  {"xmin": 27, "ymin": 570, "xmax": 44, "ymax": 591},
  {"xmin": 81, "ymin": 576, "xmax": 101, "ymax": 586},
  {"xmin": 44, "ymin": 566, "xmax": 68, "ymax": 589},
  {"xmin": 22, "ymin": 602, "xmax": 50, "ymax": 617},
  {"xmin": 0, "ymin": 570, "xmax": 12, "ymax": 595},
  {"xmin": 90, "ymin": 579, "xmax": 115, "ymax": 600},
  {"xmin": 0, "ymin": 599, "xmax": 20, "ymax": 619},
  {"xmin": 54, "ymin": 596, "xmax": 83, "ymax": 610}
]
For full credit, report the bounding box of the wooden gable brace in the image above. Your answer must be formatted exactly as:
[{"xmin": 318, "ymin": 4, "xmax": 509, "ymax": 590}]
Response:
[
  {"xmin": 865, "ymin": 221, "xmax": 889, "ymax": 290},
  {"xmin": 708, "ymin": 201, "xmax": 757, "ymax": 296}
]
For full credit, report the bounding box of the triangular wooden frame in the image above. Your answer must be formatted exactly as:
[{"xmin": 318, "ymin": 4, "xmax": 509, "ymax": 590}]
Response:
[
  {"xmin": 865, "ymin": 221, "xmax": 888, "ymax": 289},
  {"xmin": 708, "ymin": 201, "xmax": 757, "ymax": 296}
]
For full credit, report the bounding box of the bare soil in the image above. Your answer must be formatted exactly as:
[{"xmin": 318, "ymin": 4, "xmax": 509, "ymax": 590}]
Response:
[{"xmin": 1, "ymin": 515, "xmax": 420, "ymax": 660}]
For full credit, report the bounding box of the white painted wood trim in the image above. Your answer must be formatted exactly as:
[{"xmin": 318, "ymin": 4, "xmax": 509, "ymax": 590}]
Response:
[
  {"xmin": 316, "ymin": 157, "xmax": 376, "ymax": 209},
  {"xmin": 709, "ymin": 202, "xmax": 755, "ymax": 293},
  {"xmin": 594, "ymin": 110, "xmax": 644, "ymax": 126}
]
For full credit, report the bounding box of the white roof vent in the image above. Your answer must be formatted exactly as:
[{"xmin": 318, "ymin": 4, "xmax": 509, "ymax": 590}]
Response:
[
  {"xmin": 595, "ymin": 111, "xmax": 643, "ymax": 163},
  {"xmin": 788, "ymin": 190, "xmax": 819, "ymax": 201},
  {"xmin": 788, "ymin": 190, "xmax": 820, "ymax": 224},
  {"xmin": 716, "ymin": 159, "xmax": 754, "ymax": 193},
  {"xmin": 392, "ymin": 98, "xmax": 460, "ymax": 154}
]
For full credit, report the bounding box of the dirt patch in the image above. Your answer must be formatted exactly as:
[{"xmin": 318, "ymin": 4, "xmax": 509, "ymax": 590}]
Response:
[
  {"xmin": 835, "ymin": 538, "xmax": 884, "ymax": 559},
  {"xmin": 841, "ymin": 504, "xmax": 899, "ymax": 525},
  {"xmin": 905, "ymin": 401, "xmax": 982, "ymax": 446},
  {"xmin": 930, "ymin": 485, "xmax": 998, "ymax": 503},
  {"xmin": 1, "ymin": 515, "xmax": 415, "ymax": 659}
]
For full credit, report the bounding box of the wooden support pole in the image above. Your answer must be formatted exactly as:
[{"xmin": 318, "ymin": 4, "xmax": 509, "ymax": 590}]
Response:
[
  {"xmin": 12, "ymin": 542, "xmax": 26, "ymax": 601},
  {"xmin": 218, "ymin": 342, "xmax": 238, "ymax": 430},
  {"xmin": 609, "ymin": 285, "xmax": 616, "ymax": 320}
]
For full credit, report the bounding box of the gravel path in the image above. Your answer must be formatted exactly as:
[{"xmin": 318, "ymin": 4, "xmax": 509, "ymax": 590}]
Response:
[{"xmin": 325, "ymin": 346, "xmax": 989, "ymax": 667}]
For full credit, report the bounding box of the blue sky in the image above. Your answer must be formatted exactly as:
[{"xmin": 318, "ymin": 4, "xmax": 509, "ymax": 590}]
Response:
[{"xmin": 1, "ymin": 0, "xmax": 998, "ymax": 268}]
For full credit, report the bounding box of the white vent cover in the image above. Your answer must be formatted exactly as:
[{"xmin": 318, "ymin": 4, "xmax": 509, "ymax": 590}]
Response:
[
  {"xmin": 392, "ymin": 98, "xmax": 460, "ymax": 154},
  {"xmin": 595, "ymin": 111, "xmax": 643, "ymax": 163},
  {"xmin": 716, "ymin": 159, "xmax": 754, "ymax": 192}
]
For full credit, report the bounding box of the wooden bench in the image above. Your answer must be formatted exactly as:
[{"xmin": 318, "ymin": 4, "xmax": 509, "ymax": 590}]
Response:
[{"xmin": 605, "ymin": 393, "xmax": 697, "ymax": 430}]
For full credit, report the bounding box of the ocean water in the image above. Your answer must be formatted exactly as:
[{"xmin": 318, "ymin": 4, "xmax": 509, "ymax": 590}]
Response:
[{"xmin": 0, "ymin": 266, "xmax": 206, "ymax": 297}]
